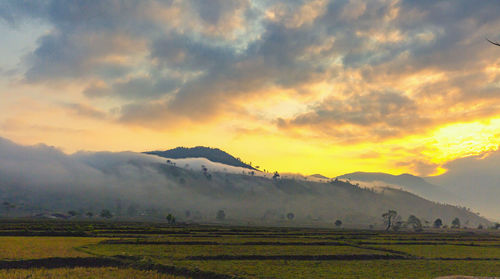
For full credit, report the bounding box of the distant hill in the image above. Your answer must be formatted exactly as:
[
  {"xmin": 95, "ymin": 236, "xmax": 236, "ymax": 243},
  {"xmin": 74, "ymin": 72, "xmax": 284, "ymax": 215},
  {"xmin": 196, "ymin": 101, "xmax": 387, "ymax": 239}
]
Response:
[
  {"xmin": 309, "ymin": 174, "xmax": 330, "ymax": 180},
  {"xmin": 145, "ymin": 146, "xmax": 256, "ymax": 170},
  {"xmin": 338, "ymin": 172, "xmax": 455, "ymax": 203},
  {"xmin": 0, "ymin": 137, "xmax": 491, "ymax": 227},
  {"xmin": 425, "ymin": 148, "xmax": 500, "ymax": 220}
]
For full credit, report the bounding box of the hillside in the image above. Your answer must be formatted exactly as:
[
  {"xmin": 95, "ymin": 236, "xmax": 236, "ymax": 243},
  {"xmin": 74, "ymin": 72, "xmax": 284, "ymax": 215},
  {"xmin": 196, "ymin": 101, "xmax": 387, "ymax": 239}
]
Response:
[
  {"xmin": 309, "ymin": 174, "xmax": 330, "ymax": 180},
  {"xmin": 145, "ymin": 146, "xmax": 256, "ymax": 170},
  {"xmin": 0, "ymin": 138, "xmax": 490, "ymax": 227},
  {"xmin": 338, "ymin": 172, "xmax": 455, "ymax": 203}
]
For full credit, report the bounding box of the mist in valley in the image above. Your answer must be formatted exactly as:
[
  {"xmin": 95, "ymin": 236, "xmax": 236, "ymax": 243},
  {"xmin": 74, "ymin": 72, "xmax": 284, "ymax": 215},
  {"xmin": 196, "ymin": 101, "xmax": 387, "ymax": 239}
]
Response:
[{"xmin": 0, "ymin": 137, "xmax": 491, "ymax": 228}]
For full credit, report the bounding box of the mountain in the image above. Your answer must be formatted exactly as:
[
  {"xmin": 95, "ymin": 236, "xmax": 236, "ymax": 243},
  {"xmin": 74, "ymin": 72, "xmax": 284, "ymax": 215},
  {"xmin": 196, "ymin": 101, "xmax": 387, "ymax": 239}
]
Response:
[
  {"xmin": 338, "ymin": 172, "xmax": 455, "ymax": 203},
  {"xmin": 309, "ymin": 174, "xmax": 330, "ymax": 180},
  {"xmin": 0, "ymin": 137, "xmax": 490, "ymax": 227},
  {"xmin": 145, "ymin": 146, "xmax": 256, "ymax": 170},
  {"xmin": 426, "ymin": 149, "xmax": 500, "ymax": 221}
]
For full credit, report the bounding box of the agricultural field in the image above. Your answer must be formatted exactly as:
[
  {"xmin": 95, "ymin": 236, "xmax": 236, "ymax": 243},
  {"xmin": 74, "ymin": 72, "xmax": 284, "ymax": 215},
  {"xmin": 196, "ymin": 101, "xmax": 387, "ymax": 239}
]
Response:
[
  {"xmin": 0, "ymin": 220, "xmax": 499, "ymax": 278},
  {"xmin": 0, "ymin": 267, "xmax": 185, "ymax": 279}
]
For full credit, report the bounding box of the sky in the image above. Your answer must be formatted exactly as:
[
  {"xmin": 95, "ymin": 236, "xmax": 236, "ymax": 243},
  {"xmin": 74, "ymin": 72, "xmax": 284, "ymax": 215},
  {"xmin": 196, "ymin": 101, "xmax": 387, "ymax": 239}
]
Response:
[{"xmin": 1, "ymin": 0, "xmax": 500, "ymax": 177}]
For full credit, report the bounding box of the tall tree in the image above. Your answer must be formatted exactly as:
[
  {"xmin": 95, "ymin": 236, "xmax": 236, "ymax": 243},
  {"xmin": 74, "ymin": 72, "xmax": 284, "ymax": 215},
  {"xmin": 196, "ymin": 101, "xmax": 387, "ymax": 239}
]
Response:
[
  {"xmin": 100, "ymin": 209, "xmax": 113, "ymax": 219},
  {"xmin": 407, "ymin": 215, "xmax": 423, "ymax": 232},
  {"xmin": 433, "ymin": 218, "xmax": 443, "ymax": 229},
  {"xmin": 382, "ymin": 210, "xmax": 398, "ymax": 231},
  {"xmin": 451, "ymin": 217, "xmax": 461, "ymax": 229}
]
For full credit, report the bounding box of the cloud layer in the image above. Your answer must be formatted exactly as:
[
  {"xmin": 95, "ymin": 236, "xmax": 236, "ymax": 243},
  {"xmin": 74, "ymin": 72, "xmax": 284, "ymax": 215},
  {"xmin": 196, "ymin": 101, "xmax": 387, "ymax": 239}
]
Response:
[{"xmin": 1, "ymin": 0, "xmax": 500, "ymax": 175}]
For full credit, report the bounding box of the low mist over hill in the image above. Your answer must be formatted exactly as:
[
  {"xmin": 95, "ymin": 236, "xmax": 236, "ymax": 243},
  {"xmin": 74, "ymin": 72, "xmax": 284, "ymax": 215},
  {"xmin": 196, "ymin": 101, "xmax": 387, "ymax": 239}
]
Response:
[
  {"xmin": 0, "ymin": 137, "xmax": 490, "ymax": 228},
  {"xmin": 426, "ymin": 149, "xmax": 500, "ymax": 221},
  {"xmin": 338, "ymin": 154, "xmax": 500, "ymax": 221},
  {"xmin": 145, "ymin": 146, "xmax": 256, "ymax": 170},
  {"xmin": 338, "ymin": 172, "xmax": 454, "ymax": 203}
]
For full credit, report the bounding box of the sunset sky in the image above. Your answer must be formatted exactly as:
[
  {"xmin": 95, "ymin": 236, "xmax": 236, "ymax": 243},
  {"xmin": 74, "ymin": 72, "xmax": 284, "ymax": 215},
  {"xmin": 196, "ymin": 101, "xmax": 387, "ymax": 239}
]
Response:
[{"xmin": 1, "ymin": 0, "xmax": 500, "ymax": 177}]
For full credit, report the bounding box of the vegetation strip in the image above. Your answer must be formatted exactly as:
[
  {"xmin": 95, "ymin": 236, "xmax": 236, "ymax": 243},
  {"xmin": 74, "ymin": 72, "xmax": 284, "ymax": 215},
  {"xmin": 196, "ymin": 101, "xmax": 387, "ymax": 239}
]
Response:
[
  {"xmin": 0, "ymin": 257, "xmax": 124, "ymax": 269},
  {"xmin": 346, "ymin": 243, "xmax": 418, "ymax": 257},
  {"xmin": 359, "ymin": 242, "xmax": 500, "ymax": 248},
  {"xmin": 0, "ymin": 256, "xmax": 247, "ymax": 279},
  {"xmin": 117, "ymin": 256, "xmax": 246, "ymax": 279},
  {"xmin": 184, "ymin": 254, "xmax": 408, "ymax": 260},
  {"xmin": 429, "ymin": 257, "xmax": 500, "ymax": 261},
  {"xmin": 100, "ymin": 240, "xmax": 350, "ymax": 246}
]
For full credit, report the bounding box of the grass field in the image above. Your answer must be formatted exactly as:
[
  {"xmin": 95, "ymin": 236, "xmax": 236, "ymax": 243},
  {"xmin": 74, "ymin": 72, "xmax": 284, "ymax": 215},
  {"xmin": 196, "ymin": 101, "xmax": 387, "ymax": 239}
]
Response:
[
  {"xmin": 0, "ymin": 220, "xmax": 499, "ymax": 278},
  {"xmin": 0, "ymin": 267, "xmax": 187, "ymax": 279},
  {"xmin": 0, "ymin": 237, "xmax": 105, "ymax": 260}
]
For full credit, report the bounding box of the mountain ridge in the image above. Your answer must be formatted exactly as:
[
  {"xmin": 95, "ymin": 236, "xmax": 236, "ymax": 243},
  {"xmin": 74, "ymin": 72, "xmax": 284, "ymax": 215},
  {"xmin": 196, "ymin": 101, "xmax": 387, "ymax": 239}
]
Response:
[
  {"xmin": 338, "ymin": 171, "xmax": 455, "ymax": 204},
  {"xmin": 145, "ymin": 146, "xmax": 257, "ymax": 170},
  {"xmin": 0, "ymin": 137, "xmax": 492, "ymax": 226}
]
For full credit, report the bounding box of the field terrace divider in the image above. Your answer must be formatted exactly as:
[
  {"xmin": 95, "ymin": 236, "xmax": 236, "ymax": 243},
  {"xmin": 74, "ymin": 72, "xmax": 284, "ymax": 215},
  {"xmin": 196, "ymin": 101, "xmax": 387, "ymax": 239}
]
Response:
[
  {"xmin": 345, "ymin": 242, "xmax": 421, "ymax": 258},
  {"xmin": 355, "ymin": 241, "xmax": 500, "ymax": 246},
  {"xmin": 115, "ymin": 255, "xmax": 247, "ymax": 279},
  {"xmin": 184, "ymin": 254, "xmax": 410, "ymax": 261},
  {"xmin": 0, "ymin": 257, "xmax": 124, "ymax": 269},
  {"xmin": 98, "ymin": 240, "xmax": 352, "ymax": 246}
]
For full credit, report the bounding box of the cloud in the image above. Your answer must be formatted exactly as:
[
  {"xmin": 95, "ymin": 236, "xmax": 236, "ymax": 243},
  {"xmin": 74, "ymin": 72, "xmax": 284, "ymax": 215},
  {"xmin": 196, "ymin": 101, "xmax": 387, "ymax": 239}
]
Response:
[
  {"xmin": 1, "ymin": 0, "xmax": 500, "ymax": 148},
  {"xmin": 396, "ymin": 159, "xmax": 439, "ymax": 177},
  {"xmin": 277, "ymin": 90, "xmax": 429, "ymax": 142},
  {"xmin": 61, "ymin": 103, "xmax": 108, "ymax": 119},
  {"xmin": 84, "ymin": 76, "xmax": 181, "ymax": 100}
]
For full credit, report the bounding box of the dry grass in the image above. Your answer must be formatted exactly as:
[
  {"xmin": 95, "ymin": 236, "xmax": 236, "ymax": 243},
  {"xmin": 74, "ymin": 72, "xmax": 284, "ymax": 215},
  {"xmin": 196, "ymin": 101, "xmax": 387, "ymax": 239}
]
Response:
[
  {"xmin": 0, "ymin": 267, "xmax": 187, "ymax": 279},
  {"xmin": 0, "ymin": 237, "xmax": 106, "ymax": 260}
]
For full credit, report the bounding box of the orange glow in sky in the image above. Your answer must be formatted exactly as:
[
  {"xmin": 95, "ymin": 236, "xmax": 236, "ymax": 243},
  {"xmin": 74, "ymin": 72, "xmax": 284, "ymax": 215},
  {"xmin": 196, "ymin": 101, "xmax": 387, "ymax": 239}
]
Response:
[{"xmin": 1, "ymin": 0, "xmax": 500, "ymax": 177}]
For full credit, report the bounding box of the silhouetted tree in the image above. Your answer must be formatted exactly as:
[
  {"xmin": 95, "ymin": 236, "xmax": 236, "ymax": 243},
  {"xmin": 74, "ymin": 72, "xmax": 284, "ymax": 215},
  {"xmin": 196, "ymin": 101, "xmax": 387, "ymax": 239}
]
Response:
[
  {"xmin": 2, "ymin": 202, "xmax": 15, "ymax": 217},
  {"xmin": 335, "ymin": 220, "xmax": 342, "ymax": 227},
  {"xmin": 100, "ymin": 209, "xmax": 113, "ymax": 219},
  {"xmin": 286, "ymin": 212, "xmax": 295, "ymax": 220},
  {"xmin": 86, "ymin": 212, "xmax": 93, "ymax": 218},
  {"xmin": 407, "ymin": 215, "xmax": 423, "ymax": 232},
  {"xmin": 433, "ymin": 218, "xmax": 443, "ymax": 228},
  {"xmin": 67, "ymin": 210, "xmax": 77, "ymax": 217},
  {"xmin": 451, "ymin": 217, "xmax": 461, "ymax": 229},
  {"xmin": 477, "ymin": 224, "xmax": 484, "ymax": 230},
  {"xmin": 216, "ymin": 210, "xmax": 226, "ymax": 221},
  {"xmin": 166, "ymin": 214, "xmax": 176, "ymax": 225},
  {"xmin": 201, "ymin": 165, "xmax": 212, "ymax": 179},
  {"xmin": 494, "ymin": 223, "xmax": 500, "ymax": 230},
  {"xmin": 273, "ymin": 171, "xmax": 280, "ymax": 180},
  {"xmin": 382, "ymin": 210, "xmax": 399, "ymax": 231}
]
